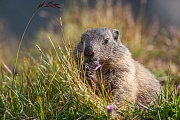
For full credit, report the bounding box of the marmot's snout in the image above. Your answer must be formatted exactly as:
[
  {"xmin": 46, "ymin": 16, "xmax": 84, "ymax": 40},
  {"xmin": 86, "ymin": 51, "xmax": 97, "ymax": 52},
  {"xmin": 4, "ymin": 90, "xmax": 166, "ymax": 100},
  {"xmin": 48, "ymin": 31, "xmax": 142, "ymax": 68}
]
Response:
[{"xmin": 84, "ymin": 47, "xmax": 94, "ymax": 59}]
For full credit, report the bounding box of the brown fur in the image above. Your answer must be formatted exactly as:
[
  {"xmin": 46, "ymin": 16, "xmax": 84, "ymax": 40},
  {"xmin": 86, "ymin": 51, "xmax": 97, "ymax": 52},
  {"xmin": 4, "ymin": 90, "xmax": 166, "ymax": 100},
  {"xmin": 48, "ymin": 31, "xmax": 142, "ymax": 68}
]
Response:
[{"xmin": 73, "ymin": 28, "xmax": 161, "ymax": 110}]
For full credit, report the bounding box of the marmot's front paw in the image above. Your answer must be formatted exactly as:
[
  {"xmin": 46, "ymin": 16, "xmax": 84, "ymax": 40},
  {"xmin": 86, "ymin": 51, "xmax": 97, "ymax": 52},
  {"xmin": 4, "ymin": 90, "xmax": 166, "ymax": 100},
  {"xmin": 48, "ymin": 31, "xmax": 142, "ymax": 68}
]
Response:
[
  {"xmin": 84, "ymin": 62, "xmax": 97, "ymax": 80},
  {"xmin": 84, "ymin": 62, "xmax": 100, "ymax": 78}
]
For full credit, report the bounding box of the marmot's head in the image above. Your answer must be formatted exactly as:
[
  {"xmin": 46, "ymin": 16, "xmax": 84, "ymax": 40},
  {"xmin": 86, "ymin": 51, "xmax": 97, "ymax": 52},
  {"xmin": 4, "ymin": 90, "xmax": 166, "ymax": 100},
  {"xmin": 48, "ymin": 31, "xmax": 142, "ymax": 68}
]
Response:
[{"xmin": 80, "ymin": 28, "xmax": 127, "ymax": 65}]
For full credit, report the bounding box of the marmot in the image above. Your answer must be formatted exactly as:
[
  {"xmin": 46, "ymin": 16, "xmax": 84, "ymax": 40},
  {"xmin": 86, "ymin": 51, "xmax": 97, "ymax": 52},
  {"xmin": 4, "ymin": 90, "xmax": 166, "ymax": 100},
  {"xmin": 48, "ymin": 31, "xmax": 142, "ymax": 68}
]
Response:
[{"xmin": 73, "ymin": 28, "xmax": 161, "ymax": 110}]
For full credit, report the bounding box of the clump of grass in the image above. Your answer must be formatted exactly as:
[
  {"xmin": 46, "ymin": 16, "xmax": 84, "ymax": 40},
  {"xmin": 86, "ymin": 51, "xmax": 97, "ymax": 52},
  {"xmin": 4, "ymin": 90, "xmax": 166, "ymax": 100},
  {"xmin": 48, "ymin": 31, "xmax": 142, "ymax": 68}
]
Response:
[{"xmin": 0, "ymin": 35, "xmax": 115, "ymax": 119}]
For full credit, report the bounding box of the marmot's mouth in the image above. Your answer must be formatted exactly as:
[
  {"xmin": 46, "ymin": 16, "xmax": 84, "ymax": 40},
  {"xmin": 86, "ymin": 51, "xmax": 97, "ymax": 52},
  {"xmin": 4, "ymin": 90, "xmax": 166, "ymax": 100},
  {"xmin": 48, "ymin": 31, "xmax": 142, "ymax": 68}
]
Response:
[
  {"xmin": 92, "ymin": 61, "xmax": 101, "ymax": 70},
  {"xmin": 84, "ymin": 61, "xmax": 101, "ymax": 71},
  {"xmin": 94, "ymin": 63, "xmax": 101, "ymax": 70}
]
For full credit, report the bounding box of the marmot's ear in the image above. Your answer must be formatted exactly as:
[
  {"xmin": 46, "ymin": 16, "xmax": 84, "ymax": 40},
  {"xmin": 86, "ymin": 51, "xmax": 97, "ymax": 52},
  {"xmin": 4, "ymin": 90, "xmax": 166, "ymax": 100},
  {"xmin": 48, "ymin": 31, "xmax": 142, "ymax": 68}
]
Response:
[{"xmin": 112, "ymin": 29, "xmax": 120, "ymax": 42}]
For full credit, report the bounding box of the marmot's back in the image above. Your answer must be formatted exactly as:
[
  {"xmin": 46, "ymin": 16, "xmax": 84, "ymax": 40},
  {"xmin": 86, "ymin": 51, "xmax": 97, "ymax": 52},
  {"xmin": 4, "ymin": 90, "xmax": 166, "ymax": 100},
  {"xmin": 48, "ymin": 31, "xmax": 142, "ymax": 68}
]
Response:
[
  {"xmin": 135, "ymin": 62, "xmax": 161, "ymax": 105},
  {"xmin": 73, "ymin": 28, "xmax": 161, "ymax": 110}
]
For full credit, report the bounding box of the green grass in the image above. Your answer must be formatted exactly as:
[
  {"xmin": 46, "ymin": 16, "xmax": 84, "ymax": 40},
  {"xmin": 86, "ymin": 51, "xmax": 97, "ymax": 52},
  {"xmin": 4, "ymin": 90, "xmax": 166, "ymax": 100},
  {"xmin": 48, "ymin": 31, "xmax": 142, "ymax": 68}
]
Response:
[
  {"xmin": 0, "ymin": 0, "xmax": 180, "ymax": 119},
  {"xmin": 0, "ymin": 39, "xmax": 109, "ymax": 119}
]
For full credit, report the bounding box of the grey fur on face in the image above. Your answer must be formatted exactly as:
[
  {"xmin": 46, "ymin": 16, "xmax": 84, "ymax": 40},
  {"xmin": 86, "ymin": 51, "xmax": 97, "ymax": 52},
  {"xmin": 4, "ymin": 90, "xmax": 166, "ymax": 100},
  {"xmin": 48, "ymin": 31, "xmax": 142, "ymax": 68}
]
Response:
[{"xmin": 81, "ymin": 28, "xmax": 125, "ymax": 65}]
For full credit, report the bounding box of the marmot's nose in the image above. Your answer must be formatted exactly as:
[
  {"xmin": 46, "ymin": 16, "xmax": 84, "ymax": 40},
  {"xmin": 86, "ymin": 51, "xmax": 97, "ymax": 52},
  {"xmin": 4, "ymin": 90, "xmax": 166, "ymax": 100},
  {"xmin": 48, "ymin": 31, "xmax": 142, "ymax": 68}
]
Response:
[{"xmin": 84, "ymin": 49, "xmax": 94, "ymax": 58}]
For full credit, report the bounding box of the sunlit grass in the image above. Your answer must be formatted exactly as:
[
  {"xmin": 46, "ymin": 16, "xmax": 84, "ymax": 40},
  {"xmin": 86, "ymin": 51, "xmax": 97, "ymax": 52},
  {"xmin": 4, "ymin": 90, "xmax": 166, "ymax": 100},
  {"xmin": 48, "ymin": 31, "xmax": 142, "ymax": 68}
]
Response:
[{"xmin": 0, "ymin": 37, "xmax": 110, "ymax": 119}]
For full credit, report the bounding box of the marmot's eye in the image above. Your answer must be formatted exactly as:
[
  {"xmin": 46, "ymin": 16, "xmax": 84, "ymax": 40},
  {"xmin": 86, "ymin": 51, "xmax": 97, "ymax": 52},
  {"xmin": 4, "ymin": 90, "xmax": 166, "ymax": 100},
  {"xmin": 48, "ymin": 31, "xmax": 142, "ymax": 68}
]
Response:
[{"xmin": 104, "ymin": 38, "xmax": 109, "ymax": 44}]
